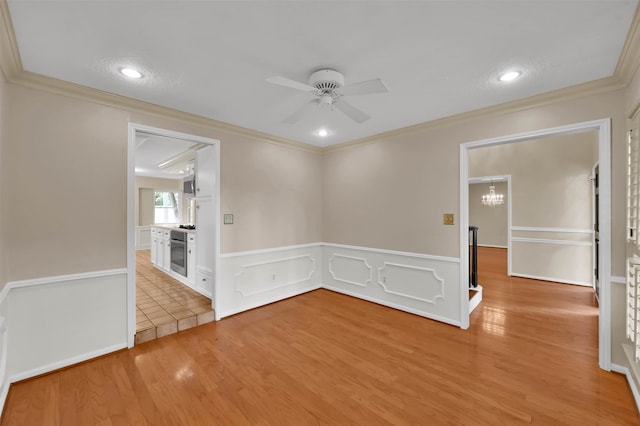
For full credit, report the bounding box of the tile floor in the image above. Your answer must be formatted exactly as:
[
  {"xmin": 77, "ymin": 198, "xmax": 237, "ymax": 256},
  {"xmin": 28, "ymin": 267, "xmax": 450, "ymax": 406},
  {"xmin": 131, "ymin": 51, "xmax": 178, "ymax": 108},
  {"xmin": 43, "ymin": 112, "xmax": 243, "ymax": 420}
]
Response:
[{"xmin": 135, "ymin": 250, "xmax": 214, "ymax": 345}]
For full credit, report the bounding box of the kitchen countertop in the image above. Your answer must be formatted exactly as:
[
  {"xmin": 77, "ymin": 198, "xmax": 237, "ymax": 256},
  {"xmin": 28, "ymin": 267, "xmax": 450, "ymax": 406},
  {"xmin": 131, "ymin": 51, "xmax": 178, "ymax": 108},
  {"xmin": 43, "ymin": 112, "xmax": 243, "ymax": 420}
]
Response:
[{"xmin": 153, "ymin": 225, "xmax": 196, "ymax": 234}]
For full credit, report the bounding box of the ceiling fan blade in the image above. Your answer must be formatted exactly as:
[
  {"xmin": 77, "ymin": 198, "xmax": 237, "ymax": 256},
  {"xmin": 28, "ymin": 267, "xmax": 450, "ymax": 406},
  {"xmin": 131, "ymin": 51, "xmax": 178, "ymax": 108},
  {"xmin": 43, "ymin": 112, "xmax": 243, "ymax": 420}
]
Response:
[
  {"xmin": 266, "ymin": 76, "xmax": 317, "ymax": 93},
  {"xmin": 284, "ymin": 99, "xmax": 320, "ymax": 124},
  {"xmin": 334, "ymin": 100, "xmax": 370, "ymax": 123},
  {"xmin": 340, "ymin": 78, "xmax": 389, "ymax": 96}
]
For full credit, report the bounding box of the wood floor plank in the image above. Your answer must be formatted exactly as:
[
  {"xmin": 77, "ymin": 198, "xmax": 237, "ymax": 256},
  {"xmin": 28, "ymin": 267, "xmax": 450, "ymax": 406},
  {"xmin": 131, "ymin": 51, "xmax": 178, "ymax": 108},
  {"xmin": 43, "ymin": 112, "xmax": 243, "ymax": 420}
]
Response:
[{"xmin": 1, "ymin": 246, "xmax": 638, "ymax": 424}]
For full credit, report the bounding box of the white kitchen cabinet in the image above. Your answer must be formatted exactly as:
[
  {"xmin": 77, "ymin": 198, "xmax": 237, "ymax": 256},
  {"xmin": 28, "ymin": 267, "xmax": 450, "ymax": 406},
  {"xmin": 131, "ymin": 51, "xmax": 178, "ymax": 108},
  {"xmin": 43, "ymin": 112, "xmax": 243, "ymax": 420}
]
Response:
[
  {"xmin": 195, "ymin": 199, "xmax": 215, "ymax": 273},
  {"xmin": 187, "ymin": 233, "xmax": 197, "ymax": 285},
  {"xmin": 161, "ymin": 228, "xmax": 171, "ymax": 271},
  {"xmin": 195, "ymin": 268, "xmax": 212, "ymax": 298},
  {"xmin": 150, "ymin": 227, "xmax": 158, "ymax": 265},
  {"xmin": 196, "ymin": 145, "xmax": 216, "ymax": 198}
]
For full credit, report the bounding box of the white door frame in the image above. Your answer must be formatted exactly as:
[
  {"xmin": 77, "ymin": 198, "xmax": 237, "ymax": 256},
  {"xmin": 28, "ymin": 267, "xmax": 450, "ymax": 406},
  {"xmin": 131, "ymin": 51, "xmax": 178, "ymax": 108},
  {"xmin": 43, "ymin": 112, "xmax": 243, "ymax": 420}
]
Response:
[
  {"xmin": 592, "ymin": 162, "xmax": 599, "ymax": 297},
  {"xmin": 127, "ymin": 123, "xmax": 221, "ymax": 348},
  {"xmin": 468, "ymin": 175, "xmax": 512, "ymax": 276},
  {"xmin": 459, "ymin": 118, "xmax": 611, "ymax": 370}
]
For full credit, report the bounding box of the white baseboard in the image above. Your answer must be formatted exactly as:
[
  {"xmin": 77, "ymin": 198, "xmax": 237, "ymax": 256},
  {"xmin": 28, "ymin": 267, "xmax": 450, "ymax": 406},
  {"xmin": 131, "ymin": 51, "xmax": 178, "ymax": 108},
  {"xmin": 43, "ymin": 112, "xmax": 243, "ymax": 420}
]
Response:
[
  {"xmin": 218, "ymin": 284, "xmax": 321, "ymax": 319},
  {"xmin": 323, "ymin": 285, "xmax": 460, "ymax": 327},
  {"xmin": 611, "ymin": 363, "xmax": 640, "ymax": 413},
  {"xmin": 136, "ymin": 244, "xmax": 150, "ymax": 251},
  {"xmin": 511, "ymin": 272, "xmax": 592, "ymax": 287},
  {"xmin": 477, "ymin": 244, "xmax": 507, "ymax": 249},
  {"xmin": 9, "ymin": 342, "xmax": 127, "ymax": 383}
]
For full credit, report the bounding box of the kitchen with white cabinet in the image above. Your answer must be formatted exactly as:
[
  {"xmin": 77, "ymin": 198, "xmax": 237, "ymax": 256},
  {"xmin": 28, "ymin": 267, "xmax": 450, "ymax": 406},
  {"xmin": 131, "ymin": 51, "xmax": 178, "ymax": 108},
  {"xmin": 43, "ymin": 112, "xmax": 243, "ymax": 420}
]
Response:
[{"xmin": 134, "ymin": 134, "xmax": 217, "ymax": 344}]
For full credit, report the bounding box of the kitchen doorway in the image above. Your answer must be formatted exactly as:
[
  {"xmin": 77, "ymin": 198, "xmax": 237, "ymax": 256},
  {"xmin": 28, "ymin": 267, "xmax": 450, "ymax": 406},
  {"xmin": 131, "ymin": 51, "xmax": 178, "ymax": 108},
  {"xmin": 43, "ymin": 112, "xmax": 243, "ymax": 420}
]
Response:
[{"xmin": 127, "ymin": 123, "xmax": 221, "ymax": 347}]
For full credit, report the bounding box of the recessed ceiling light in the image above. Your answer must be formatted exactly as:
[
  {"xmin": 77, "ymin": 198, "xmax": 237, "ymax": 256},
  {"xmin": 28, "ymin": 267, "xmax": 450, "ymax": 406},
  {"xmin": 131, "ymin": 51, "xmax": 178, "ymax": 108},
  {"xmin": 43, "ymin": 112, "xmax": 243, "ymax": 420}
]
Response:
[
  {"xmin": 119, "ymin": 67, "xmax": 143, "ymax": 79},
  {"xmin": 316, "ymin": 128, "xmax": 329, "ymax": 137},
  {"xmin": 498, "ymin": 71, "xmax": 521, "ymax": 82}
]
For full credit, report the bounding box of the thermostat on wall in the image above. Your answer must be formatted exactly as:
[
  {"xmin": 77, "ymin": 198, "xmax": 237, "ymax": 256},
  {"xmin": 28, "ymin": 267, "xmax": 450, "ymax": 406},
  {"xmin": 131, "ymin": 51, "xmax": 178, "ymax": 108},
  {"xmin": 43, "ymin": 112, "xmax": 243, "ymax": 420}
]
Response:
[{"xmin": 223, "ymin": 214, "xmax": 233, "ymax": 225}]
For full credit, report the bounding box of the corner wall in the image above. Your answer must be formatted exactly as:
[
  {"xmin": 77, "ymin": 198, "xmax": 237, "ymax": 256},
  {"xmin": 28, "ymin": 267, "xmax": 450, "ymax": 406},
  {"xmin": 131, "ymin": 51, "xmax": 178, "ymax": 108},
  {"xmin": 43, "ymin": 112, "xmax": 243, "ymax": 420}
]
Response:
[{"xmin": 0, "ymin": 78, "xmax": 323, "ymax": 402}]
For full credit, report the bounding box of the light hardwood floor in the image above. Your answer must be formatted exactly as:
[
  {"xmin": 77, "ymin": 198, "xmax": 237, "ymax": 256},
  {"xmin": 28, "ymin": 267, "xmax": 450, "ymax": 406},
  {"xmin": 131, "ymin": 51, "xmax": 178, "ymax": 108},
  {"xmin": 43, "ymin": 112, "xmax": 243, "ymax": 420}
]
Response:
[{"xmin": 1, "ymin": 247, "xmax": 638, "ymax": 424}]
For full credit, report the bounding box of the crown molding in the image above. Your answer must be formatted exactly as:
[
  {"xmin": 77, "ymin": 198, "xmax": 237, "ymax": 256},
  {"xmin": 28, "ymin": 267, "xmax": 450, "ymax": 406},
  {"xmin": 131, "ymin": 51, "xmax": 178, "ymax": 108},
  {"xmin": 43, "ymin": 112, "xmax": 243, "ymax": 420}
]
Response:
[
  {"xmin": 0, "ymin": 0, "xmax": 20, "ymax": 81},
  {"xmin": 0, "ymin": 0, "xmax": 638, "ymax": 155},
  {"xmin": 324, "ymin": 76, "xmax": 624, "ymax": 153},
  {"xmin": 615, "ymin": 1, "xmax": 640, "ymax": 87},
  {"xmin": 13, "ymin": 70, "xmax": 321, "ymax": 153},
  {"xmin": 0, "ymin": 1, "xmax": 319, "ymax": 154}
]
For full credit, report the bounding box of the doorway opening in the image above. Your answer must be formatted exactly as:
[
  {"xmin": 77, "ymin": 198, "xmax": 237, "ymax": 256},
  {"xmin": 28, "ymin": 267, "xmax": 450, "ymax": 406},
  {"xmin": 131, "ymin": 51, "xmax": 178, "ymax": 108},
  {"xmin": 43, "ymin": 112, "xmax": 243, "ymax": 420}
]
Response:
[
  {"xmin": 459, "ymin": 118, "xmax": 611, "ymax": 370},
  {"xmin": 127, "ymin": 123, "xmax": 221, "ymax": 347}
]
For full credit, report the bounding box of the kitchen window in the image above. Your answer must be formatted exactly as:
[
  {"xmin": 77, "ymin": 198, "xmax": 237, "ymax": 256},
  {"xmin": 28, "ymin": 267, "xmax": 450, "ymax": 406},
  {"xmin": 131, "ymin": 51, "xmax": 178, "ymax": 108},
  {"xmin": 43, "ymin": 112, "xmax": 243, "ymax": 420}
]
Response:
[{"xmin": 154, "ymin": 191, "xmax": 181, "ymax": 224}]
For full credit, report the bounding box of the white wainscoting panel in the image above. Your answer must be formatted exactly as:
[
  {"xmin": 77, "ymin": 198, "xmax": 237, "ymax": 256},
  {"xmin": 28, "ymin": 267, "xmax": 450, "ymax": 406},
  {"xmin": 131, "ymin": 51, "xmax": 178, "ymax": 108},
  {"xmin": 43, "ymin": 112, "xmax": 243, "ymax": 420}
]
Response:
[
  {"xmin": 328, "ymin": 254, "xmax": 372, "ymax": 287},
  {"xmin": 219, "ymin": 244, "xmax": 322, "ymax": 318},
  {"xmin": 5, "ymin": 271, "xmax": 128, "ymax": 381},
  {"xmin": 322, "ymin": 244, "xmax": 460, "ymax": 326},
  {"xmin": 136, "ymin": 226, "xmax": 151, "ymax": 250},
  {"xmin": 511, "ymin": 241, "xmax": 593, "ymax": 285},
  {"xmin": 377, "ymin": 262, "xmax": 444, "ymax": 304}
]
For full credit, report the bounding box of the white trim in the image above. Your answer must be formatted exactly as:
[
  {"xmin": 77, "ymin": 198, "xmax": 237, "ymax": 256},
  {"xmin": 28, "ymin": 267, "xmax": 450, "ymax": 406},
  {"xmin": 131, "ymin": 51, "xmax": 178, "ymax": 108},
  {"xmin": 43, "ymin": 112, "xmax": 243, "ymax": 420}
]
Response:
[
  {"xmin": 220, "ymin": 242, "xmax": 459, "ymax": 263},
  {"xmin": 468, "ymin": 175, "xmax": 508, "ymax": 183},
  {"xmin": 511, "ymin": 226, "xmax": 593, "ymax": 234},
  {"xmin": 323, "ymin": 285, "xmax": 460, "ymax": 327},
  {"xmin": 9, "ymin": 342, "xmax": 127, "ymax": 383},
  {"xmin": 218, "ymin": 284, "xmax": 321, "ymax": 319},
  {"xmin": 469, "ymin": 286, "xmax": 482, "ymax": 313},
  {"xmin": 511, "ymin": 272, "xmax": 592, "ymax": 287},
  {"xmin": 611, "ymin": 363, "xmax": 640, "ymax": 413},
  {"xmin": 128, "ymin": 123, "xmax": 221, "ymax": 343},
  {"xmin": 322, "ymin": 242, "xmax": 460, "ymax": 263},
  {"xmin": 0, "ymin": 378, "xmax": 8, "ymax": 417},
  {"xmin": 611, "ymin": 275, "xmax": 626, "ymax": 285},
  {"xmin": 477, "ymin": 244, "xmax": 508, "ymax": 249},
  {"xmin": 6, "ymin": 269, "xmax": 127, "ymax": 290},
  {"xmin": 460, "ymin": 118, "xmax": 612, "ymax": 371},
  {"xmin": 220, "ymin": 242, "xmax": 321, "ymax": 258},
  {"xmin": 460, "ymin": 145, "xmax": 470, "ymax": 329},
  {"xmin": 511, "ymin": 237, "xmax": 593, "ymax": 247}
]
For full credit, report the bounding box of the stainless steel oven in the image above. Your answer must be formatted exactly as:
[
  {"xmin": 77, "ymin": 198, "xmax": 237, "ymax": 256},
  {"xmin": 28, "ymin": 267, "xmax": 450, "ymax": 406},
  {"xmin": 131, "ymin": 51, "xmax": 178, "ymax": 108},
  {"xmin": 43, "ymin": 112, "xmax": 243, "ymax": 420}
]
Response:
[{"xmin": 170, "ymin": 230, "xmax": 188, "ymax": 276}]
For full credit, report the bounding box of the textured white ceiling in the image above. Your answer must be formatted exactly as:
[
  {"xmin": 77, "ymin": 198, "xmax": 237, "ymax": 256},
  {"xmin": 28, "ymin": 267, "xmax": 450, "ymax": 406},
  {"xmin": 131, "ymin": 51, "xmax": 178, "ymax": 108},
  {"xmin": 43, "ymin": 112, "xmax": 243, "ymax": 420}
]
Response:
[{"xmin": 7, "ymin": 1, "xmax": 638, "ymax": 147}]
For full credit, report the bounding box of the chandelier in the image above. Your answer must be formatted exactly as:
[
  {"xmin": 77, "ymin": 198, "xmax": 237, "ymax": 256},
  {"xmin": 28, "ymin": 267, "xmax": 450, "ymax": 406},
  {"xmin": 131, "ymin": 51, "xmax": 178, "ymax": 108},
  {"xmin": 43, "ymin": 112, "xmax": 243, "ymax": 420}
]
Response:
[{"xmin": 481, "ymin": 183, "xmax": 504, "ymax": 207}]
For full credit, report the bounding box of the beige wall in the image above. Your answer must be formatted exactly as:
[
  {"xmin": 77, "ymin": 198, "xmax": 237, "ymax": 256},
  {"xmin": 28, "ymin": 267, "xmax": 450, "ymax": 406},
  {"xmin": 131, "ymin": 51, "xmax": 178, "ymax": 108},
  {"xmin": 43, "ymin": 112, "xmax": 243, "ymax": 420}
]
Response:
[
  {"xmin": 135, "ymin": 176, "xmax": 182, "ymax": 226},
  {"xmin": 323, "ymin": 89, "xmax": 626, "ymax": 277},
  {"xmin": 0, "ymin": 69, "xmax": 5, "ymax": 290},
  {"xmin": 469, "ymin": 181, "xmax": 508, "ymax": 247},
  {"xmin": 469, "ymin": 132, "xmax": 597, "ymax": 229},
  {"xmin": 2, "ymin": 82, "xmax": 323, "ymax": 282},
  {"xmin": 620, "ymin": 44, "xmax": 640, "ymax": 380}
]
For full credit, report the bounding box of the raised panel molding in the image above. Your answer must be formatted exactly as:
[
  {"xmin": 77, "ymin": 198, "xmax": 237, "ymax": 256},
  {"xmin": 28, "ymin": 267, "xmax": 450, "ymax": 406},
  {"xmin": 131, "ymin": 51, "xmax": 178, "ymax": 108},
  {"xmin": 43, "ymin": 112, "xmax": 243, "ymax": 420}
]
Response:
[
  {"xmin": 328, "ymin": 254, "xmax": 372, "ymax": 287},
  {"xmin": 234, "ymin": 255, "xmax": 316, "ymax": 297},
  {"xmin": 377, "ymin": 262, "xmax": 444, "ymax": 304}
]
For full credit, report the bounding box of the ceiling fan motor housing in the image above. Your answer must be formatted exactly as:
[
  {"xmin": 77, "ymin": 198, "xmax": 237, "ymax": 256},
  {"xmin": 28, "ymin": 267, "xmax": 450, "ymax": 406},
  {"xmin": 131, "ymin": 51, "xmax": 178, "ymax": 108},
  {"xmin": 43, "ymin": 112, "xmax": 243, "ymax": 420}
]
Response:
[{"xmin": 309, "ymin": 69, "xmax": 344, "ymax": 93}]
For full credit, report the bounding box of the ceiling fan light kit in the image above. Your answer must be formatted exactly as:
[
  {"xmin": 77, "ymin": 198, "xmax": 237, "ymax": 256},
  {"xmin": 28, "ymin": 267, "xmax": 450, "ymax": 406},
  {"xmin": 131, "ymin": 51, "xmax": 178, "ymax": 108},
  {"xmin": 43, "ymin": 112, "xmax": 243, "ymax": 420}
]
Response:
[{"xmin": 266, "ymin": 68, "xmax": 389, "ymax": 124}]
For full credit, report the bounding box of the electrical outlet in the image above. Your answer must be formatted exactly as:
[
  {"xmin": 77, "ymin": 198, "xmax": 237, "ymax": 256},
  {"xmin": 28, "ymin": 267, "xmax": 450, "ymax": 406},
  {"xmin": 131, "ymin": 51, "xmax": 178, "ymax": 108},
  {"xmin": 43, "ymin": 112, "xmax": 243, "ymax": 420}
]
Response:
[
  {"xmin": 272, "ymin": 274, "xmax": 276, "ymax": 280},
  {"xmin": 443, "ymin": 213, "xmax": 454, "ymax": 225}
]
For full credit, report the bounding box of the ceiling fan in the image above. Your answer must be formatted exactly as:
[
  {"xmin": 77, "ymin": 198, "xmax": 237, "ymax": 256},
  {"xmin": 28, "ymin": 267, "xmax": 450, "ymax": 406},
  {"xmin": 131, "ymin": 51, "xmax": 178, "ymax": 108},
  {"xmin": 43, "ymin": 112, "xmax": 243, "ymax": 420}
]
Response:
[{"xmin": 266, "ymin": 69, "xmax": 389, "ymax": 124}]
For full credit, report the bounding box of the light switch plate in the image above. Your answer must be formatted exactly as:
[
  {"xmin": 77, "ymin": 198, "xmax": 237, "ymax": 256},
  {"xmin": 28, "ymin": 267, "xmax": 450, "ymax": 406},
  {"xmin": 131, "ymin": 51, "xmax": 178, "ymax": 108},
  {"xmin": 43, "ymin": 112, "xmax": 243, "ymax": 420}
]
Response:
[
  {"xmin": 223, "ymin": 214, "xmax": 233, "ymax": 225},
  {"xmin": 443, "ymin": 213, "xmax": 454, "ymax": 225}
]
